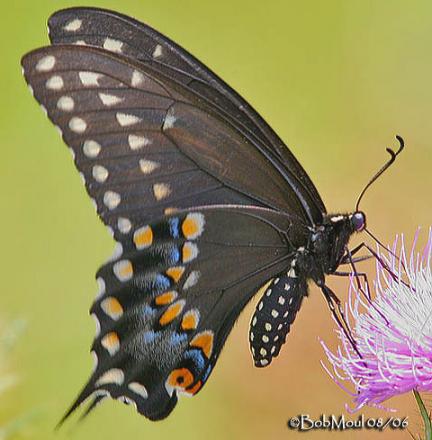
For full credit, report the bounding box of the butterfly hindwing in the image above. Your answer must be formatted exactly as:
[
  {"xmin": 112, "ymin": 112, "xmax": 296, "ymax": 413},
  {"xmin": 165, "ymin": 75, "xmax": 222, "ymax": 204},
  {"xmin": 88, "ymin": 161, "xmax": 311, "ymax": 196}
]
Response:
[
  {"xmin": 61, "ymin": 206, "xmax": 293, "ymax": 420},
  {"xmin": 47, "ymin": 7, "xmax": 326, "ymax": 225}
]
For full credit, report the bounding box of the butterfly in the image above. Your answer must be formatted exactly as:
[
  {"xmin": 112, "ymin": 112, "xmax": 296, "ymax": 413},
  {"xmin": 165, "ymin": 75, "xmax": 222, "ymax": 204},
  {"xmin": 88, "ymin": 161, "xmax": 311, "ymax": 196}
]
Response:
[{"xmin": 21, "ymin": 7, "xmax": 376, "ymax": 422}]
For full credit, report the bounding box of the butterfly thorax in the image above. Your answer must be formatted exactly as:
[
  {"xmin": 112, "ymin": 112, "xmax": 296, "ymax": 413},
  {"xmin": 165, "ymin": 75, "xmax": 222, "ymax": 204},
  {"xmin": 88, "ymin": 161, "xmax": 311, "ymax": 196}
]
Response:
[{"xmin": 305, "ymin": 211, "xmax": 366, "ymax": 280}]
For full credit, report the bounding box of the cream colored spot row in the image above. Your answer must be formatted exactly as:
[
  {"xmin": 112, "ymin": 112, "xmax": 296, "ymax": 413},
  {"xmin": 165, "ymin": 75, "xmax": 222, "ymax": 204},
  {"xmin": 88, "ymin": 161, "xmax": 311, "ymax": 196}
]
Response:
[
  {"xmin": 131, "ymin": 70, "xmax": 144, "ymax": 87},
  {"xmin": 79, "ymin": 71, "xmax": 101, "ymax": 86},
  {"xmin": 69, "ymin": 117, "xmax": 87, "ymax": 133},
  {"xmin": 128, "ymin": 134, "xmax": 151, "ymax": 150},
  {"xmin": 139, "ymin": 159, "xmax": 159, "ymax": 174},
  {"xmin": 99, "ymin": 93, "xmax": 124, "ymax": 107},
  {"xmin": 153, "ymin": 44, "xmax": 163, "ymax": 58},
  {"xmin": 116, "ymin": 112, "xmax": 142, "ymax": 127},
  {"xmin": 83, "ymin": 140, "xmax": 101, "ymax": 158},
  {"xmin": 57, "ymin": 96, "xmax": 74, "ymax": 112},
  {"xmin": 117, "ymin": 217, "xmax": 132, "ymax": 234},
  {"xmin": 46, "ymin": 75, "xmax": 64, "ymax": 90},
  {"xmin": 92, "ymin": 165, "xmax": 109, "ymax": 183},
  {"xmin": 183, "ymin": 270, "xmax": 200, "ymax": 289},
  {"xmin": 153, "ymin": 183, "xmax": 171, "ymax": 201},
  {"xmin": 103, "ymin": 191, "xmax": 121, "ymax": 210},
  {"xmin": 103, "ymin": 37, "xmax": 123, "ymax": 53},
  {"xmin": 63, "ymin": 18, "xmax": 82, "ymax": 32},
  {"xmin": 36, "ymin": 55, "xmax": 56, "ymax": 72}
]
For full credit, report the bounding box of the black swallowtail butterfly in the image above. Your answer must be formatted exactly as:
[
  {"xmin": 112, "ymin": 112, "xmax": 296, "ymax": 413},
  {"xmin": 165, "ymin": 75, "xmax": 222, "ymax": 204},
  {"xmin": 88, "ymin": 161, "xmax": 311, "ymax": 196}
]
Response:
[{"xmin": 21, "ymin": 7, "xmax": 399, "ymax": 422}]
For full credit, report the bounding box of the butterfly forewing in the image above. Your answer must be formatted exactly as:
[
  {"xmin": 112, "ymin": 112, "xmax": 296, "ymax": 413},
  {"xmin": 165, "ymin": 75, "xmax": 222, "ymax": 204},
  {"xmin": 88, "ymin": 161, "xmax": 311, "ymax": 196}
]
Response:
[
  {"xmin": 65, "ymin": 206, "xmax": 292, "ymax": 420},
  {"xmin": 22, "ymin": 45, "xmax": 313, "ymax": 238},
  {"xmin": 48, "ymin": 7, "xmax": 326, "ymax": 225}
]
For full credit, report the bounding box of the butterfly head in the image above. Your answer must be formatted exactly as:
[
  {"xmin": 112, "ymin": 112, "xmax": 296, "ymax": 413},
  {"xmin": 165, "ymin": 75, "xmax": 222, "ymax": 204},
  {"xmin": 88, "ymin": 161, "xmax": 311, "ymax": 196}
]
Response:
[{"xmin": 349, "ymin": 211, "xmax": 366, "ymax": 232}]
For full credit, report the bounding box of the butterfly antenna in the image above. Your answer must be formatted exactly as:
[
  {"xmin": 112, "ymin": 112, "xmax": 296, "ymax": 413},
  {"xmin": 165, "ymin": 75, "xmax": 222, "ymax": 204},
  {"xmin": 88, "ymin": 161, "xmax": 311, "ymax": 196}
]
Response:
[{"xmin": 355, "ymin": 135, "xmax": 404, "ymax": 212}]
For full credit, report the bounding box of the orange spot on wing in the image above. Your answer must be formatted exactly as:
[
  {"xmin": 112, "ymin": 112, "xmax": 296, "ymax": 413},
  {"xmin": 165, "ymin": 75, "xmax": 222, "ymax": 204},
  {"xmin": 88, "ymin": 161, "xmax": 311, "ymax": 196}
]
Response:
[
  {"xmin": 185, "ymin": 380, "xmax": 202, "ymax": 395},
  {"xmin": 190, "ymin": 331, "xmax": 214, "ymax": 358},
  {"xmin": 182, "ymin": 244, "xmax": 192, "ymax": 262},
  {"xmin": 133, "ymin": 225, "xmax": 153, "ymax": 249},
  {"xmin": 166, "ymin": 266, "xmax": 185, "ymax": 283},
  {"xmin": 101, "ymin": 332, "xmax": 120, "ymax": 355},
  {"xmin": 101, "ymin": 297, "xmax": 123, "ymax": 320},
  {"xmin": 167, "ymin": 368, "xmax": 194, "ymax": 389},
  {"xmin": 159, "ymin": 300, "xmax": 185, "ymax": 326},
  {"xmin": 181, "ymin": 310, "xmax": 199, "ymax": 330},
  {"xmin": 181, "ymin": 213, "xmax": 204, "ymax": 239},
  {"xmin": 155, "ymin": 291, "xmax": 177, "ymax": 306},
  {"xmin": 182, "ymin": 242, "xmax": 198, "ymax": 263}
]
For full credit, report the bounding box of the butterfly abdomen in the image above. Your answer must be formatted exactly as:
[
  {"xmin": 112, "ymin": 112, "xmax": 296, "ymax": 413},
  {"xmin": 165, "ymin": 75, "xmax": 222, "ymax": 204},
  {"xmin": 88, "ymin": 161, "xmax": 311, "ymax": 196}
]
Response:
[{"xmin": 249, "ymin": 268, "xmax": 307, "ymax": 367}]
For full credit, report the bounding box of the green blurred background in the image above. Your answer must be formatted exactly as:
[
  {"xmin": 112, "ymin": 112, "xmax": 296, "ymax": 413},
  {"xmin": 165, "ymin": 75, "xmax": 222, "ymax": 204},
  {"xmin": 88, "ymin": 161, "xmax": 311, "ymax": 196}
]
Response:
[{"xmin": 2, "ymin": 0, "xmax": 432, "ymax": 439}]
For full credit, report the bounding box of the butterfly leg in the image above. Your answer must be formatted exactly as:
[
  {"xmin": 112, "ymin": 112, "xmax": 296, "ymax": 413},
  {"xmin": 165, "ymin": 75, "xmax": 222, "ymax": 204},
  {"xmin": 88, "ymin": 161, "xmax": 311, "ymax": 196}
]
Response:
[{"xmin": 320, "ymin": 284, "xmax": 361, "ymax": 357}]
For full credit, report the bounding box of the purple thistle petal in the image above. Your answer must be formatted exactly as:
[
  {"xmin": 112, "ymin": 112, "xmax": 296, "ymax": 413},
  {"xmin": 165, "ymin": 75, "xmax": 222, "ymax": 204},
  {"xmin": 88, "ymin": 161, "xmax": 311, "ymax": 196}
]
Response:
[{"xmin": 322, "ymin": 228, "xmax": 432, "ymax": 411}]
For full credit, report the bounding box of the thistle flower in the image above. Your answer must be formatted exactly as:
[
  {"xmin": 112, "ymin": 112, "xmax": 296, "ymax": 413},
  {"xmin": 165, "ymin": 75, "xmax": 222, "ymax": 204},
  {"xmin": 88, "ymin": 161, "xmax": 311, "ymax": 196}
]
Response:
[{"xmin": 322, "ymin": 229, "xmax": 432, "ymax": 412}]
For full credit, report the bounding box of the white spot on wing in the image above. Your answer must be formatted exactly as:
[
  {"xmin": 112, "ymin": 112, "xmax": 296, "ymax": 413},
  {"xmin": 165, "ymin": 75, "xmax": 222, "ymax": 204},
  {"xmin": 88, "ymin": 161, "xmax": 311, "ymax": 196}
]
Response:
[
  {"xmin": 103, "ymin": 191, "xmax": 121, "ymax": 210},
  {"xmin": 46, "ymin": 75, "xmax": 64, "ymax": 90},
  {"xmin": 131, "ymin": 70, "xmax": 144, "ymax": 87},
  {"xmin": 183, "ymin": 270, "xmax": 200, "ymax": 289},
  {"xmin": 91, "ymin": 350, "xmax": 98, "ymax": 372},
  {"xmin": 69, "ymin": 117, "xmax": 87, "ymax": 133},
  {"xmin": 139, "ymin": 159, "xmax": 159, "ymax": 174},
  {"xmin": 91, "ymin": 313, "xmax": 101, "ymax": 337},
  {"xmin": 163, "ymin": 112, "xmax": 177, "ymax": 130},
  {"xmin": 128, "ymin": 134, "xmax": 151, "ymax": 150},
  {"xmin": 96, "ymin": 277, "xmax": 106, "ymax": 299},
  {"xmin": 99, "ymin": 93, "xmax": 123, "ymax": 107},
  {"xmin": 113, "ymin": 259, "xmax": 133, "ymax": 282},
  {"xmin": 103, "ymin": 38, "xmax": 123, "ymax": 53},
  {"xmin": 79, "ymin": 71, "xmax": 101, "ymax": 86},
  {"xmin": 83, "ymin": 140, "xmax": 101, "ymax": 158},
  {"xmin": 117, "ymin": 217, "xmax": 132, "ymax": 234},
  {"xmin": 64, "ymin": 18, "xmax": 82, "ymax": 32},
  {"xmin": 57, "ymin": 96, "xmax": 74, "ymax": 112},
  {"xmin": 101, "ymin": 333, "xmax": 120, "ymax": 356},
  {"xmin": 116, "ymin": 112, "xmax": 142, "ymax": 127},
  {"xmin": 96, "ymin": 368, "xmax": 124, "ymax": 386},
  {"xmin": 128, "ymin": 382, "xmax": 148, "ymax": 399},
  {"xmin": 74, "ymin": 40, "xmax": 87, "ymax": 46},
  {"xmin": 152, "ymin": 44, "xmax": 163, "ymax": 58},
  {"xmin": 92, "ymin": 165, "xmax": 109, "ymax": 182},
  {"xmin": 36, "ymin": 55, "xmax": 56, "ymax": 72},
  {"xmin": 153, "ymin": 183, "xmax": 171, "ymax": 200}
]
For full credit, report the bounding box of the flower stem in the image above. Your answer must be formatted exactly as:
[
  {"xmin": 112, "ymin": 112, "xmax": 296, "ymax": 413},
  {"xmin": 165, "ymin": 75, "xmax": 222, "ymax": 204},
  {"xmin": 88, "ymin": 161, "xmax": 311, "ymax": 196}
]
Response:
[{"xmin": 413, "ymin": 389, "xmax": 432, "ymax": 440}]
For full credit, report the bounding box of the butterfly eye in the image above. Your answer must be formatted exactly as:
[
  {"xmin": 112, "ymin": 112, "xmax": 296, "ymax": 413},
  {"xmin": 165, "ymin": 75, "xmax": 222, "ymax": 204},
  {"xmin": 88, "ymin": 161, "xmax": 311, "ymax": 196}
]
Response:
[{"xmin": 351, "ymin": 211, "xmax": 366, "ymax": 232}]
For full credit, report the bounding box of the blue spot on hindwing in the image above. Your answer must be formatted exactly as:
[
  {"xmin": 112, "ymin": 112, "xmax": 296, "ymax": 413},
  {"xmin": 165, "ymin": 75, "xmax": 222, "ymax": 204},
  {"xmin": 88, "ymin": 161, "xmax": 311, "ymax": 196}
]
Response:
[
  {"xmin": 169, "ymin": 218, "xmax": 180, "ymax": 238},
  {"xmin": 142, "ymin": 330, "xmax": 156, "ymax": 343},
  {"xmin": 153, "ymin": 274, "xmax": 171, "ymax": 292},
  {"xmin": 184, "ymin": 349, "xmax": 206, "ymax": 372},
  {"xmin": 170, "ymin": 332, "xmax": 188, "ymax": 346}
]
